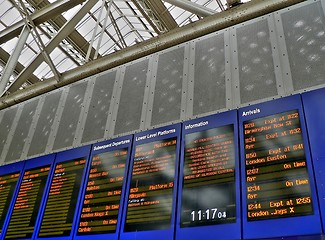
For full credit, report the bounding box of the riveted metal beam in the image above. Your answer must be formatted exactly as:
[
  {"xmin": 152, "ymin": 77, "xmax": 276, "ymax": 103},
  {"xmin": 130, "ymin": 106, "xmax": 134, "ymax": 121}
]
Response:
[
  {"xmin": 0, "ymin": 0, "xmax": 87, "ymax": 44},
  {"xmin": 0, "ymin": 0, "xmax": 305, "ymax": 109}
]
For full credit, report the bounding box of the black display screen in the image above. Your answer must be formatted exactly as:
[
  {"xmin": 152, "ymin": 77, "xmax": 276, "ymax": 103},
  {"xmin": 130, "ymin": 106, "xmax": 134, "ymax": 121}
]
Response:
[
  {"xmin": 38, "ymin": 158, "xmax": 86, "ymax": 237},
  {"xmin": 181, "ymin": 125, "xmax": 236, "ymax": 227},
  {"xmin": 5, "ymin": 166, "xmax": 50, "ymax": 239},
  {"xmin": 244, "ymin": 110, "xmax": 314, "ymax": 221},
  {"xmin": 77, "ymin": 148, "xmax": 128, "ymax": 235},
  {"xmin": 0, "ymin": 172, "xmax": 20, "ymax": 233},
  {"xmin": 124, "ymin": 138, "xmax": 177, "ymax": 232}
]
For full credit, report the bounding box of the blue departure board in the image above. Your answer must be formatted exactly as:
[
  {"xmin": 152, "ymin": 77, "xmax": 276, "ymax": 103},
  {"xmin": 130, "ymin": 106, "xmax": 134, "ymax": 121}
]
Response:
[
  {"xmin": 74, "ymin": 136, "xmax": 133, "ymax": 240},
  {"xmin": 120, "ymin": 124, "xmax": 181, "ymax": 240},
  {"xmin": 239, "ymin": 95, "xmax": 322, "ymax": 239},
  {"xmin": 0, "ymin": 161, "xmax": 24, "ymax": 239},
  {"xmin": 3, "ymin": 155, "xmax": 55, "ymax": 240},
  {"xmin": 35, "ymin": 146, "xmax": 91, "ymax": 240},
  {"xmin": 176, "ymin": 110, "xmax": 241, "ymax": 240}
]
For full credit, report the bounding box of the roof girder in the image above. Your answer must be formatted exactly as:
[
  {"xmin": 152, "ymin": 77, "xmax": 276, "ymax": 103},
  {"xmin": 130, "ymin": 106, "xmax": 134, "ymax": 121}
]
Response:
[
  {"xmin": 26, "ymin": 0, "xmax": 98, "ymax": 61},
  {"xmin": 164, "ymin": 0, "xmax": 216, "ymax": 17},
  {"xmin": 0, "ymin": 0, "xmax": 87, "ymax": 44},
  {"xmin": 130, "ymin": 0, "xmax": 163, "ymax": 34},
  {"xmin": 145, "ymin": 0, "xmax": 178, "ymax": 30},
  {"xmin": 3, "ymin": 0, "xmax": 99, "ymax": 95},
  {"xmin": 0, "ymin": 0, "xmax": 305, "ymax": 109},
  {"xmin": 0, "ymin": 48, "xmax": 39, "ymax": 85}
]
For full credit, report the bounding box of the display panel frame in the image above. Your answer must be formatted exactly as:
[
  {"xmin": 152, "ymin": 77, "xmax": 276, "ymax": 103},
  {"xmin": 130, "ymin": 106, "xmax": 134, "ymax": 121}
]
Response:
[
  {"xmin": 120, "ymin": 124, "xmax": 181, "ymax": 240},
  {"xmin": 1, "ymin": 154, "xmax": 55, "ymax": 240},
  {"xmin": 302, "ymin": 88, "xmax": 325, "ymax": 234},
  {"xmin": 73, "ymin": 135, "xmax": 133, "ymax": 240},
  {"xmin": 175, "ymin": 110, "xmax": 241, "ymax": 240},
  {"xmin": 0, "ymin": 161, "xmax": 25, "ymax": 240},
  {"xmin": 34, "ymin": 145, "xmax": 91, "ymax": 240},
  {"xmin": 239, "ymin": 94, "xmax": 321, "ymax": 239}
]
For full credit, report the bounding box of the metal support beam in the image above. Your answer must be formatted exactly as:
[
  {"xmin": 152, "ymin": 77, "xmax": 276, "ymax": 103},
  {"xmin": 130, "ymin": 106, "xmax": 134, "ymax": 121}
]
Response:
[
  {"xmin": 15, "ymin": 0, "xmax": 62, "ymax": 83},
  {"xmin": 28, "ymin": 0, "xmax": 98, "ymax": 62},
  {"xmin": 124, "ymin": 1, "xmax": 156, "ymax": 38},
  {"xmin": 112, "ymin": 2, "xmax": 144, "ymax": 42},
  {"xmin": 131, "ymin": 0, "xmax": 162, "ymax": 34},
  {"xmin": 109, "ymin": 11, "xmax": 127, "ymax": 48},
  {"xmin": 94, "ymin": 0, "xmax": 112, "ymax": 59},
  {"xmin": 4, "ymin": 0, "xmax": 98, "ymax": 94},
  {"xmin": 164, "ymin": 0, "xmax": 216, "ymax": 17},
  {"xmin": 216, "ymin": 0, "xmax": 226, "ymax": 11},
  {"xmin": 0, "ymin": 0, "xmax": 87, "ymax": 44},
  {"xmin": 146, "ymin": 0, "xmax": 178, "ymax": 30},
  {"xmin": 0, "ymin": 25, "xmax": 30, "ymax": 95},
  {"xmin": 0, "ymin": 48, "xmax": 40, "ymax": 86},
  {"xmin": 86, "ymin": 0, "xmax": 106, "ymax": 62},
  {"xmin": 88, "ymin": 12, "xmax": 123, "ymax": 50},
  {"xmin": 0, "ymin": 0, "xmax": 305, "ymax": 109}
]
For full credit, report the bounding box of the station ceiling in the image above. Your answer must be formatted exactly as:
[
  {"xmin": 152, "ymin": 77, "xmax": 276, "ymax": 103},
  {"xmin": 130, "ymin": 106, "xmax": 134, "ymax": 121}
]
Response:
[{"xmin": 0, "ymin": 0, "xmax": 253, "ymax": 98}]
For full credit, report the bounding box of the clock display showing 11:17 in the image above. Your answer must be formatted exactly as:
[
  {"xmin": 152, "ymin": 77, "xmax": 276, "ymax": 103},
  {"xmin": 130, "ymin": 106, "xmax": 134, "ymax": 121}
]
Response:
[{"xmin": 190, "ymin": 208, "xmax": 227, "ymax": 222}]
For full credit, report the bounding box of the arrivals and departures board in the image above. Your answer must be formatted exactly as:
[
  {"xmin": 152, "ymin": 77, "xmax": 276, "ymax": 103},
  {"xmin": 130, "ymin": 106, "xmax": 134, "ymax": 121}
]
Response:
[
  {"xmin": 0, "ymin": 172, "xmax": 20, "ymax": 234},
  {"xmin": 124, "ymin": 137, "xmax": 177, "ymax": 232},
  {"xmin": 244, "ymin": 110, "xmax": 314, "ymax": 220},
  {"xmin": 38, "ymin": 158, "xmax": 86, "ymax": 238},
  {"xmin": 77, "ymin": 148, "xmax": 128, "ymax": 235},
  {"xmin": 4, "ymin": 166, "xmax": 50, "ymax": 239}
]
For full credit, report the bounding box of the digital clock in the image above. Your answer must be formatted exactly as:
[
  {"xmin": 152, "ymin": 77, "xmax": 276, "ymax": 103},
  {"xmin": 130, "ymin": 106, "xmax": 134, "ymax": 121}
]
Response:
[
  {"xmin": 180, "ymin": 125, "xmax": 237, "ymax": 228},
  {"xmin": 190, "ymin": 209, "xmax": 227, "ymax": 222}
]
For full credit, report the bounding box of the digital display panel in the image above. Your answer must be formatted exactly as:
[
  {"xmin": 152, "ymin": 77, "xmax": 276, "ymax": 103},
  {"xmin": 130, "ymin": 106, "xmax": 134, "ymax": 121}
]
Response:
[
  {"xmin": 38, "ymin": 158, "xmax": 86, "ymax": 238},
  {"xmin": 124, "ymin": 137, "xmax": 177, "ymax": 232},
  {"xmin": 244, "ymin": 110, "xmax": 314, "ymax": 221},
  {"xmin": 77, "ymin": 148, "xmax": 128, "ymax": 235},
  {"xmin": 181, "ymin": 125, "xmax": 236, "ymax": 227},
  {"xmin": 0, "ymin": 172, "xmax": 20, "ymax": 233},
  {"xmin": 4, "ymin": 166, "xmax": 50, "ymax": 239}
]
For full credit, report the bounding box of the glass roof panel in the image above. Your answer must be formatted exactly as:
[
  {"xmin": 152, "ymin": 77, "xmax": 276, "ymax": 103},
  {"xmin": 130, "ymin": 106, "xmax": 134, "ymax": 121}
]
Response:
[
  {"xmin": 0, "ymin": 1, "xmax": 22, "ymax": 26},
  {"xmin": 0, "ymin": 0, "xmax": 251, "ymax": 93}
]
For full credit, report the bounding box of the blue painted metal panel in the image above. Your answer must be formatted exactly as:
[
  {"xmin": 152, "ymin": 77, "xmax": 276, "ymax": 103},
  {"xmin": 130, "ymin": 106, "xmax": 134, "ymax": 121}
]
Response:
[
  {"xmin": 120, "ymin": 124, "xmax": 181, "ymax": 240},
  {"xmin": 302, "ymin": 87, "xmax": 325, "ymax": 234},
  {"xmin": 34, "ymin": 146, "xmax": 91, "ymax": 240},
  {"xmin": 73, "ymin": 135, "xmax": 133, "ymax": 240},
  {"xmin": 0, "ymin": 161, "xmax": 25, "ymax": 240},
  {"xmin": 238, "ymin": 95, "xmax": 322, "ymax": 239},
  {"xmin": 175, "ymin": 110, "xmax": 241, "ymax": 240},
  {"xmin": 1, "ymin": 155, "xmax": 55, "ymax": 240}
]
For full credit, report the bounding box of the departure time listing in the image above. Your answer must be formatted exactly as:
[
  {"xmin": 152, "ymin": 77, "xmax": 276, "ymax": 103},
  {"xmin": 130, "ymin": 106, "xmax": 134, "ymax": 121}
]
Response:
[
  {"xmin": 38, "ymin": 158, "xmax": 86, "ymax": 237},
  {"xmin": 243, "ymin": 110, "xmax": 314, "ymax": 221},
  {"xmin": 77, "ymin": 148, "xmax": 128, "ymax": 235},
  {"xmin": 0, "ymin": 172, "xmax": 20, "ymax": 233},
  {"xmin": 5, "ymin": 166, "xmax": 50, "ymax": 239},
  {"xmin": 124, "ymin": 138, "xmax": 177, "ymax": 232}
]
